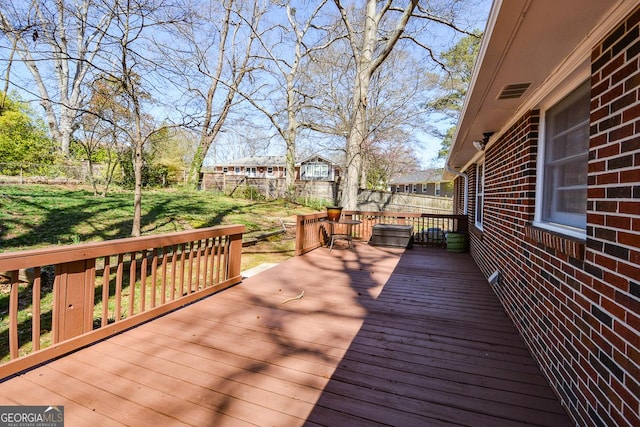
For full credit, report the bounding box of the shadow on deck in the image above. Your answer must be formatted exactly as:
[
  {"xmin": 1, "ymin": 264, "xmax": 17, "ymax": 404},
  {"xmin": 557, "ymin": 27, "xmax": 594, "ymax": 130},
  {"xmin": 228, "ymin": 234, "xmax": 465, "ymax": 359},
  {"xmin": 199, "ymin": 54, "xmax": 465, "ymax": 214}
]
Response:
[{"xmin": 0, "ymin": 243, "xmax": 572, "ymax": 426}]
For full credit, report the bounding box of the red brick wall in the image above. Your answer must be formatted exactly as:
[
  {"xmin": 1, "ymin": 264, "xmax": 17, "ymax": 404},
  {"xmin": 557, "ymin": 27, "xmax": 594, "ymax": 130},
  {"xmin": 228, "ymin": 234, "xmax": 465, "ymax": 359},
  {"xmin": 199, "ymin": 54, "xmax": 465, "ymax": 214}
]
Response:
[
  {"xmin": 458, "ymin": 6, "xmax": 640, "ymax": 427},
  {"xmin": 453, "ymin": 175, "xmax": 466, "ymax": 215}
]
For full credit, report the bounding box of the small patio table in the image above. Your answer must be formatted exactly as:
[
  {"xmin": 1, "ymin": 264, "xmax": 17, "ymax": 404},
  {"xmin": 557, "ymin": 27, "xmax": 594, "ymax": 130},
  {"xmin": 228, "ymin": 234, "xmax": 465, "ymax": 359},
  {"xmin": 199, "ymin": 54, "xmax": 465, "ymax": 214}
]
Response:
[{"xmin": 324, "ymin": 219, "xmax": 362, "ymax": 252}]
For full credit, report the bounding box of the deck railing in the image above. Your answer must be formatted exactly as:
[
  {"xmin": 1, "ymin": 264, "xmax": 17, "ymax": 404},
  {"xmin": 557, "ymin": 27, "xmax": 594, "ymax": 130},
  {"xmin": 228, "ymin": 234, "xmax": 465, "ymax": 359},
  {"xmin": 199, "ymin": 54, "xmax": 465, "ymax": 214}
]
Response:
[
  {"xmin": 0, "ymin": 225, "xmax": 244, "ymax": 379},
  {"xmin": 295, "ymin": 211, "xmax": 468, "ymax": 255}
]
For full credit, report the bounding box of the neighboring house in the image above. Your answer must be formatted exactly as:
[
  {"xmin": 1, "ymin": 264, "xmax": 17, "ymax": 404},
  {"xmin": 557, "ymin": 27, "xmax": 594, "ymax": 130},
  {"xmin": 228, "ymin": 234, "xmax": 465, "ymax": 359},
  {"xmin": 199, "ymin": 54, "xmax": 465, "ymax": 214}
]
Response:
[
  {"xmin": 388, "ymin": 169, "xmax": 453, "ymax": 197},
  {"xmin": 446, "ymin": 1, "xmax": 639, "ymax": 427},
  {"xmin": 211, "ymin": 154, "xmax": 340, "ymax": 181}
]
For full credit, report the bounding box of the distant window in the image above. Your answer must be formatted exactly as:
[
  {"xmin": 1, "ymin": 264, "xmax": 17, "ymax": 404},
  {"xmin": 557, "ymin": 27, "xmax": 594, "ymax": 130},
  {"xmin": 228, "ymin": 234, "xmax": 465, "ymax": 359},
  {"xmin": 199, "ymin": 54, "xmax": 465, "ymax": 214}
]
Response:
[
  {"xmin": 234, "ymin": 167, "xmax": 241, "ymax": 174},
  {"xmin": 537, "ymin": 81, "xmax": 589, "ymax": 234},
  {"xmin": 475, "ymin": 162, "xmax": 484, "ymax": 229},
  {"xmin": 302, "ymin": 162, "xmax": 329, "ymax": 180},
  {"xmin": 267, "ymin": 167, "xmax": 273, "ymax": 175},
  {"xmin": 222, "ymin": 167, "xmax": 228, "ymax": 173},
  {"xmin": 247, "ymin": 167, "xmax": 257, "ymax": 176},
  {"xmin": 435, "ymin": 182, "xmax": 441, "ymax": 196}
]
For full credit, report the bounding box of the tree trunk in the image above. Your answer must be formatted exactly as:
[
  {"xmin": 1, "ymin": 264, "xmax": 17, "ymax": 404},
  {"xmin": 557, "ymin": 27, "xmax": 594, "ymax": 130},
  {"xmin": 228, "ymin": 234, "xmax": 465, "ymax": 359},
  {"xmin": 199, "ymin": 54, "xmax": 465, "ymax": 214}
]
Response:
[
  {"xmin": 341, "ymin": 104, "xmax": 365, "ymax": 210},
  {"xmin": 341, "ymin": 48, "xmax": 373, "ymax": 208},
  {"xmin": 284, "ymin": 84, "xmax": 297, "ymax": 201},
  {"xmin": 131, "ymin": 142, "xmax": 143, "ymax": 237},
  {"xmin": 187, "ymin": 144, "xmax": 207, "ymax": 190},
  {"xmin": 284, "ymin": 133, "xmax": 296, "ymax": 201},
  {"xmin": 335, "ymin": 0, "xmax": 418, "ymax": 210}
]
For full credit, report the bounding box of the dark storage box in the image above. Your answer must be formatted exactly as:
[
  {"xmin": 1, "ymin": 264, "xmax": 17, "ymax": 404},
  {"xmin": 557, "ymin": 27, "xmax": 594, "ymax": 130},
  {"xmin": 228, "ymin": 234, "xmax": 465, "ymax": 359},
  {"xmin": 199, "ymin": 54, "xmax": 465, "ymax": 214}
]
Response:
[{"xmin": 369, "ymin": 224, "xmax": 414, "ymax": 248}]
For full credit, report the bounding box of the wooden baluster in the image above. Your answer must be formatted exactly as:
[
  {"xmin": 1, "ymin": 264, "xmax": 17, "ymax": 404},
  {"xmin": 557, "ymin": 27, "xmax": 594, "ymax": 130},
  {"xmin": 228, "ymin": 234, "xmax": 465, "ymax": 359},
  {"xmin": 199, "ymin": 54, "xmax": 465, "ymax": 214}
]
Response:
[
  {"xmin": 187, "ymin": 241, "xmax": 195, "ymax": 294},
  {"xmin": 9, "ymin": 271, "xmax": 19, "ymax": 359},
  {"xmin": 179, "ymin": 243, "xmax": 186, "ymax": 296},
  {"xmin": 150, "ymin": 249, "xmax": 158, "ymax": 308},
  {"xmin": 31, "ymin": 267, "xmax": 42, "ymax": 351},
  {"xmin": 101, "ymin": 256, "xmax": 110, "ymax": 327},
  {"xmin": 140, "ymin": 250, "xmax": 148, "ymax": 312},
  {"xmin": 171, "ymin": 245, "xmax": 178, "ymax": 301},
  {"xmin": 115, "ymin": 254, "xmax": 124, "ymax": 322},
  {"xmin": 128, "ymin": 252, "xmax": 137, "ymax": 317},
  {"xmin": 202, "ymin": 239, "xmax": 211, "ymax": 287},
  {"xmin": 161, "ymin": 247, "xmax": 168, "ymax": 305},
  {"xmin": 195, "ymin": 240, "xmax": 203, "ymax": 290}
]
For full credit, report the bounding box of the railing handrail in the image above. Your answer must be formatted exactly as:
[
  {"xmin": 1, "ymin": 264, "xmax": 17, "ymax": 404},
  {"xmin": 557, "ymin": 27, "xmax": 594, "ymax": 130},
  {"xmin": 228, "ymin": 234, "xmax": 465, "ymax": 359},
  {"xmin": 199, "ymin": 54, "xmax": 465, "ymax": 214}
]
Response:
[
  {"xmin": 0, "ymin": 225, "xmax": 245, "ymax": 271},
  {"xmin": 295, "ymin": 210, "xmax": 468, "ymax": 255},
  {"xmin": 0, "ymin": 225, "xmax": 245, "ymax": 379}
]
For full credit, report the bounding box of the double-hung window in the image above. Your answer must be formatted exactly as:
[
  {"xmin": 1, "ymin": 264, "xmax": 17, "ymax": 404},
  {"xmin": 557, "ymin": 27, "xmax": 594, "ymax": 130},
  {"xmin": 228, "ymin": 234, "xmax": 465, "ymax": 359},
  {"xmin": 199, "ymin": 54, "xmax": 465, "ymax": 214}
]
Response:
[
  {"xmin": 302, "ymin": 162, "xmax": 328, "ymax": 180},
  {"xmin": 475, "ymin": 162, "xmax": 484, "ymax": 230},
  {"xmin": 538, "ymin": 81, "xmax": 590, "ymax": 235}
]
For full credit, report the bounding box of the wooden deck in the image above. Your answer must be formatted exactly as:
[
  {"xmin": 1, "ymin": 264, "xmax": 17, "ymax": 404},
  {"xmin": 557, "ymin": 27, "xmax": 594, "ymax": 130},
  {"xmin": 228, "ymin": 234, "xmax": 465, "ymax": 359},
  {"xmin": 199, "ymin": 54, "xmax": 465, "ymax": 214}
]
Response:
[{"xmin": 0, "ymin": 244, "xmax": 572, "ymax": 426}]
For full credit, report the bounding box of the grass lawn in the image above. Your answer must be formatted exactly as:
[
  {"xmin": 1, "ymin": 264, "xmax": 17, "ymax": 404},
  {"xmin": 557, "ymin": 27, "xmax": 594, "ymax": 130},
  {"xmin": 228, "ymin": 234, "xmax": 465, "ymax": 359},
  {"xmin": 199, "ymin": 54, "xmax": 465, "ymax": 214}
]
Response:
[
  {"xmin": 0, "ymin": 184, "xmax": 320, "ymax": 269},
  {"xmin": 0, "ymin": 184, "xmax": 322, "ymax": 362}
]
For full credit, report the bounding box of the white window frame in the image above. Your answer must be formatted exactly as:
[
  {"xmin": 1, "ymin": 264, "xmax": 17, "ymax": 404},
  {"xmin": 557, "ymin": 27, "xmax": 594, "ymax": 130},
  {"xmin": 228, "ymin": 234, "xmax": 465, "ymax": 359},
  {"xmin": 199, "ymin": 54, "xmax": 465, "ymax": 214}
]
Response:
[
  {"xmin": 435, "ymin": 182, "xmax": 441, "ymax": 196},
  {"xmin": 534, "ymin": 81, "xmax": 589, "ymax": 239},
  {"xmin": 302, "ymin": 162, "xmax": 329, "ymax": 179},
  {"xmin": 475, "ymin": 161, "xmax": 484, "ymax": 230}
]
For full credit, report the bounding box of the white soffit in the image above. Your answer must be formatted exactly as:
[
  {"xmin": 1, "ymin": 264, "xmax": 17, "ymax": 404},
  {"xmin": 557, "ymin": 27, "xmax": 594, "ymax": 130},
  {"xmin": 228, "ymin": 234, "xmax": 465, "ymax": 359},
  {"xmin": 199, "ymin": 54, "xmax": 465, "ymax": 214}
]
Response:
[{"xmin": 448, "ymin": 0, "xmax": 633, "ymax": 172}]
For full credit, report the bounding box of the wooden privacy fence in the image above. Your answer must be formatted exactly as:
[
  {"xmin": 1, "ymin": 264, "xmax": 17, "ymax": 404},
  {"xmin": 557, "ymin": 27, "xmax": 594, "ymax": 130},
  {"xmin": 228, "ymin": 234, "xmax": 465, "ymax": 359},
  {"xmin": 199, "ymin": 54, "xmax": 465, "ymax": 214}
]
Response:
[
  {"xmin": 295, "ymin": 211, "xmax": 468, "ymax": 256},
  {"xmin": 0, "ymin": 225, "xmax": 245, "ymax": 379}
]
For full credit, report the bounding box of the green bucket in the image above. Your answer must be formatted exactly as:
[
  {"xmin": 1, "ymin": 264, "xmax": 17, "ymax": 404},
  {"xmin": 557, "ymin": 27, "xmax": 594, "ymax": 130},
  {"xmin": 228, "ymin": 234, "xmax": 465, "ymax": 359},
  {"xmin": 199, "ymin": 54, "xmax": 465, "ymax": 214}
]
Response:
[{"xmin": 446, "ymin": 232, "xmax": 467, "ymax": 253}]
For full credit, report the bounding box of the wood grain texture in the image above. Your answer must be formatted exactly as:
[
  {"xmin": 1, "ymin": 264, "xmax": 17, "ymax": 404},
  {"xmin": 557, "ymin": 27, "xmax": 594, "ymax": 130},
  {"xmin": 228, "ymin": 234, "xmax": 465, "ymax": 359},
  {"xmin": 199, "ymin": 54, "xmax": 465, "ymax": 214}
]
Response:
[{"xmin": 0, "ymin": 245, "xmax": 572, "ymax": 426}]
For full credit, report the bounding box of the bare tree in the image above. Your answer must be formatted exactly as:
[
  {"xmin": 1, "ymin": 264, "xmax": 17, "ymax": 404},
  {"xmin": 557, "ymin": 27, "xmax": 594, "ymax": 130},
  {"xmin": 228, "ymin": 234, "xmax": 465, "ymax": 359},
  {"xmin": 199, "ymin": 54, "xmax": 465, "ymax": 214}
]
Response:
[
  {"xmin": 77, "ymin": 76, "xmax": 131, "ymax": 197},
  {"xmin": 110, "ymin": 1, "xmax": 158, "ymax": 236},
  {"xmin": 332, "ymin": 0, "xmax": 477, "ymax": 209},
  {"xmin": 331, "ymin": 0, "xmax": 418, "ymax": 209},
  {"xmin": 88, "ymin": 0, "xmax": 188, "ymax": 236},
  {"xmin": 301, "ymin": 41, "xmax": 437, "ymax": 189},
  {"xmin": 214, "ymin": 127, "xmax": 272, "ymax": 162},
  {"xmin": 0, "ymin": 0, "xmax": 116, "ymax": 154},
  {"xmin": 240, "ymin": 0, "xmax": 333, "ymax": 200},
  {"xmin": 161, "ymin": 0, "xmax": 264, "ymax": 189}
]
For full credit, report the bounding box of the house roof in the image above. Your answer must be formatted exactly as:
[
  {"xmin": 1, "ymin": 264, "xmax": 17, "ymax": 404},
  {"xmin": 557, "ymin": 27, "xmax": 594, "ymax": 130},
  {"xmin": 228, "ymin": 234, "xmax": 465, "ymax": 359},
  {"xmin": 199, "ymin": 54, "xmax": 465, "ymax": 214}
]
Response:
[
  {"xmin": 223, "ymin": 156, "xmax": 286, "ymax": 167},
  {"xmin": 390, "ymin": 169, "xmax": 445, "ymax": 185},
  {"xmin": 447, "ymin": 0, "xmax": 634, "ymax": 174},
  {"xmin": 219, "ymin": 153, "xmax": 338, "ymax": 168},
  {"xmin": 297, "ymin": 154, "xmax": 337, "ymax": 166}
]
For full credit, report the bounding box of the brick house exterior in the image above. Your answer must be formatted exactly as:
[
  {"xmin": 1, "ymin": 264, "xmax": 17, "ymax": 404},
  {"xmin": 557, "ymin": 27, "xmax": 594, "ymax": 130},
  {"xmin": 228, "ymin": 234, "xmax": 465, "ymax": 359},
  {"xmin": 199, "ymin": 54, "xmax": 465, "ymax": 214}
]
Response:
[
  {"xmin": 447, "ymin": 1, "xmax": 639, "ymax": 426},
  {"xmin": 209, "ymin": 154, "xmax": 339, "ymax": 181}
]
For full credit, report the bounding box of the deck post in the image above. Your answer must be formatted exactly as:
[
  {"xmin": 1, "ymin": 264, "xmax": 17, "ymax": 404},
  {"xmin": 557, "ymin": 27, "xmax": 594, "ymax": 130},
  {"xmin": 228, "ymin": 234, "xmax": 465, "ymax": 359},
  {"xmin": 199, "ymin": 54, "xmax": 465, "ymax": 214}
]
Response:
[
  {"xmin": 295, "ymin": 215, "xmax": 304, "ymax": 256},
  {"xmin": 227, "ymin": 233, "xmax": 243, "ymax": 280},
  {"xmin": 53, "ymin": 259, "xmax": 96, "ymax": 342}
]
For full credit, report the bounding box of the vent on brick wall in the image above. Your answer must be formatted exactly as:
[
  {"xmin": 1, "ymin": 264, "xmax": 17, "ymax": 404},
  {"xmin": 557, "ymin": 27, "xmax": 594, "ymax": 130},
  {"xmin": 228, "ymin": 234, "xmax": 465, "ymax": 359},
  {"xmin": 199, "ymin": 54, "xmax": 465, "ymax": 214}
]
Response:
[{"xmin": 497, "ymin": 83, "xmax": 531, "ymax": 100}]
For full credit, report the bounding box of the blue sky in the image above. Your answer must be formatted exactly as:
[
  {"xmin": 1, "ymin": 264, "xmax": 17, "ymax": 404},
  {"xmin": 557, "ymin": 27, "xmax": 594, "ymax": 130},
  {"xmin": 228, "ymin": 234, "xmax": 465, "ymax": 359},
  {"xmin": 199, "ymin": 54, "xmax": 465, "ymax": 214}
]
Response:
[{"xmin": 1, "ymin": 0, "xmax": 493, "ymax": 169}]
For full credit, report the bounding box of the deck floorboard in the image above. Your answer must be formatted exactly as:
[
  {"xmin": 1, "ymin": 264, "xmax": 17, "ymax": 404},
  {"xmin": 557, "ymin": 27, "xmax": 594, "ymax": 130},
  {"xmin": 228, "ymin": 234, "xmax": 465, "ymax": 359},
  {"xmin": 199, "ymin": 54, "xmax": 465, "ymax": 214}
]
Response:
[{"xmin": 0, "ymin": 244, "xmax": 572, "ymax": 426}]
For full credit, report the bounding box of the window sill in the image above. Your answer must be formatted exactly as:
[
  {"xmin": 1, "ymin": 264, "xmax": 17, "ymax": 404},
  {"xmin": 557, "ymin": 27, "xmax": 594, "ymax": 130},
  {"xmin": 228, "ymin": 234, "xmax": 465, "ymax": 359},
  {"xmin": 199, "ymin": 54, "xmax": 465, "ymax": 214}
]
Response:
[
  {"xmin": 469, "ymin": 224, "xmax": 483, "ymax": 241},
  {"xmin": 524, "ymin": 224, "xmax": 585, "ymax": 261}
]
